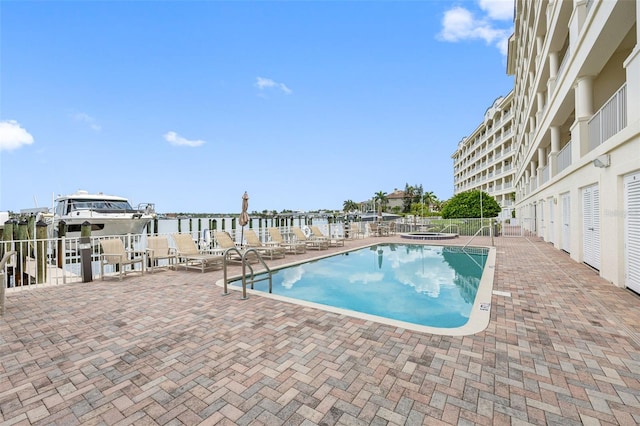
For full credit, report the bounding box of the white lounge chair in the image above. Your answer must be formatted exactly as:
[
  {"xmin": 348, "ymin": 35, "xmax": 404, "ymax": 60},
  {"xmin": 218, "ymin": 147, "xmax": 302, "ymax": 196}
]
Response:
[
  {"xmin": 268, "ymin": 227, "xmax": 307, "ymax": 254},
  {"xmin": 244, "ymin": 229, "xmax": 286, "ymax": 260},
  {"xmin": 172, "ymin": 233, "xmax": 224, "ymax": 273},
  {"xmin": 292, "ymin": 227, "xmax": 329, "ymax": 250},
  {"xmin": 311, "ymin": 225, "xmax": 344, "ymax": 247},
  {"xmin": 213, "ymin": 231, "xmax": 258, "ymax": 263}
]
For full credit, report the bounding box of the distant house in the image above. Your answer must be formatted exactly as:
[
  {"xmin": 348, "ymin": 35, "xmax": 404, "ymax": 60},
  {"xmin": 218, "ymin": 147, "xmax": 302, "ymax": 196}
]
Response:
[
  {"xmin": 359, "ymin": 189, "xmax": 405, "ymax": 213},
  {"xmin": 386, "ymin": 189, "xmax": 405, "ymax": 211}
]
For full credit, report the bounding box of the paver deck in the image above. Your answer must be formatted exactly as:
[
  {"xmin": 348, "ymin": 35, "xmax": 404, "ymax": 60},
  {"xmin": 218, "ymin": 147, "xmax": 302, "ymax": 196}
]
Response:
[{"xmin": 1, "ymin": 235, "xmax": 640, "ymax": 425}]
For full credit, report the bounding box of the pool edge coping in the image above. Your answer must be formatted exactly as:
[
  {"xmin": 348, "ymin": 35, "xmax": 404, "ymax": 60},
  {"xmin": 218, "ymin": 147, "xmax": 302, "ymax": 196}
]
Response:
[{"xmin": 215, "ymin": 242, "xmax": 496, "ymax": 336}]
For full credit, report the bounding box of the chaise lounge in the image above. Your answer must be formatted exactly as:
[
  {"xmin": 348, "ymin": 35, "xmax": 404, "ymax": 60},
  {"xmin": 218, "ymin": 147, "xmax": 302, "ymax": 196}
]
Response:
[
  {"xmin": 243, "ymin": 229, "xmax": 286, "ymax": 260},
  {"xmin": 172, "ymin": 233, "xmax": 224, "ymax": 273},
  {"xmin": 292, "ymin": 227, "xmax": 329, "ymax": 250}
]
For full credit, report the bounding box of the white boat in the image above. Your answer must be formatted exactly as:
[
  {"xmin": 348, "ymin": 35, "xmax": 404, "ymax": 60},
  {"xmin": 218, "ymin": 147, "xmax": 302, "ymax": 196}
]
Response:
[{"xmin": 51, "ymin": 190, "xmax": 156, "ymax": 238}]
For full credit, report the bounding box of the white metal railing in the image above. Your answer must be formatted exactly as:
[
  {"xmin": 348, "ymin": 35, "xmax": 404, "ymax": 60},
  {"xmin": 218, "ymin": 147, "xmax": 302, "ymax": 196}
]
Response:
[
  {"xmin": 1, "ymin": 222, "xmax": 354, "ymax": 289},
  {"xmin": 1, "ymin": 234, "xmax": 149, "ymax": 287},
  {"xmin": 588, "ymin": 84, "xmax": 627, "ymax": 150},
  {"xmin": 557, "ymin": 47, "xmax": 570, "ymax": 79},
  {"xmin": 557, "ymin": 140, "xmax": 572, "ymax": 172},
  {"xmin": 542, "ymin": 164, "xmax": 550, "ymax": 184}
]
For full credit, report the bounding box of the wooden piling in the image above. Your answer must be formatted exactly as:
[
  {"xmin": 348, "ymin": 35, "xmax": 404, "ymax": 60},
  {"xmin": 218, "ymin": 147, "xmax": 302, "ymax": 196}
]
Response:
[
  {"xmin": 80, "ymin": 222, "xmax": 91, "ymax": 238},
  {"xmin": 2, "ymin": 219, "xmax": 15, "ymax": 267},
  {"xmin": 80, "ymin": 221, "xmax": 93, "ymax": 282},
  {"xmin": 57, "ymin": 220, "xmax": 66, "ymax": 268},
  {"xmin": 16, "ymin": 220, "xmax": 28, "ymax": 286},
  {"xmin": 36, "ymin": 220, "xmax": 48, "ymax": 284}
]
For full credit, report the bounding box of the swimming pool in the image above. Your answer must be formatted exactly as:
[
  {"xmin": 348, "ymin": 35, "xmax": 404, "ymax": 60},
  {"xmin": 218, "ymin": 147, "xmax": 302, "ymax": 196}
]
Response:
[{"xmin": 223, "ymin": 243, "xmax": 496, "ymax": 336}]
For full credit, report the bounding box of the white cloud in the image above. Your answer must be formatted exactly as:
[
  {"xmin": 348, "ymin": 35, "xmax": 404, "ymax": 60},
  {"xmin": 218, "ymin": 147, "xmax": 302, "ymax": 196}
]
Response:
[
  {"xmin": 255, "ymin": 77, "xmax": 292, "ymax": 95},
  {"xmin": 479, "ymin": 0, "xmax": 514, "ymax": 21},
  {"xmin": 0, "ymin": 120, "xmax": 34, "ymax": 151},
  {"xmin": 438, "ymin": 1, "xmax": 513, "ymax": 57},
  {"xmin": 163, "ymin": 131, "xmax": 205, "ymax": 147},
  {"xmin": 71, "ymin": 111, "xmax": 101, "ymax": 131}
]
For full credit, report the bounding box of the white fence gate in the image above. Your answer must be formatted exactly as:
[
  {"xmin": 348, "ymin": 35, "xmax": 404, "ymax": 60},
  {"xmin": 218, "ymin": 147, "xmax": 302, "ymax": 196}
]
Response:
[{"xmin": 500, "ymin": 219, "xmax": 523, "ymax": 237}]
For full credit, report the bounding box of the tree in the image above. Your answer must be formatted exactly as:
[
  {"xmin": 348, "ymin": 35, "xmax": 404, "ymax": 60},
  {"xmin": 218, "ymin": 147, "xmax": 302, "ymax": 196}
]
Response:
[
  {"xmin": 373, "ymin": 191, "xmax": 388, "ymax": 213},
  {"xmin": 403, "ymin": 184, "xmax": 415, "ymax": 213},
  {"xmin": 422, "ymin": 191, "xmax": 437, "ymax": 213},
  {"xmin": 342, "ymin": 200, "xmax": 358, "ymax": 212},
  {"xmin": 440, "ymin": 190, "xmax": 501, "ymax": 219},
  {"xmin": 413, "ymin": 184, "xmax": 424, "ymax": 205}
]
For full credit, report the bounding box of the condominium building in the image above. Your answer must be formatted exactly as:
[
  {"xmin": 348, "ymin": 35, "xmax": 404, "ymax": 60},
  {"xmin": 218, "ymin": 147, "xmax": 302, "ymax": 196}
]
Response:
[
  {"xmin": 506, "ymin": 0, "xmax": 640, "ymax": 290},
  {"xmin": 452, "ymin": 91, "xmax": 517, "ymax": 220}
]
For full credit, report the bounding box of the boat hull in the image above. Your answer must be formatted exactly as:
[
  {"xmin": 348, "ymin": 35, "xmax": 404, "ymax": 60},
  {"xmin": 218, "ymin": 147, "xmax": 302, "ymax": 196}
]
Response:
[{"xmin": 54, "ymin": 215, "xmax": 153, "ymax": 238}]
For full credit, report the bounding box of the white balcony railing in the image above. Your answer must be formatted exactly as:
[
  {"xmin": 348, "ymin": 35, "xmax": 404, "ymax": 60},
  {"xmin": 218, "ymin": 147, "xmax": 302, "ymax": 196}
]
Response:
[
  {"xmin": 541, "ymin": 164, "xmax": 550, "ymax": 184},
  {"xmin": 557, "ymin": 48, "xmax": 571, "ymax": 79},
  {"xmin": 588, "ymin": 84, "xmax": 627, "ymax": 150},
  {"xmin": 557, "ymin": 140, "xmax": 572, "ymax": 173}
]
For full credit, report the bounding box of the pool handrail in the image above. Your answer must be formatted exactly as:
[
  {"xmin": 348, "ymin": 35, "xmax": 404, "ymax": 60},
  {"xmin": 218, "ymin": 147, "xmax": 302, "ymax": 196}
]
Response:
[
  {"xmin": 221, "ymin": 247, "xmax": 272, "ymax": 300},
  {"xmin": 463, "ymin": 222, "xmax": 495, "ymax": 249}
]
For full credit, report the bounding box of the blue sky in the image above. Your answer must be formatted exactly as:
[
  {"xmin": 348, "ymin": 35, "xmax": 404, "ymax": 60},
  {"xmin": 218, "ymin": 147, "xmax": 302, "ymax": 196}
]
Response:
[{"xmin": 0, "ymin": 0, "xmax": 514, "ymax": 214}]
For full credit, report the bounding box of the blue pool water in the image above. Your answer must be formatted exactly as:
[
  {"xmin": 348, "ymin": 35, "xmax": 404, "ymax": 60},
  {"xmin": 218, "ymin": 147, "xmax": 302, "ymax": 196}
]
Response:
[{"xmin": 232, "ymin": 244, "xmax": 488, "ymax": 329}]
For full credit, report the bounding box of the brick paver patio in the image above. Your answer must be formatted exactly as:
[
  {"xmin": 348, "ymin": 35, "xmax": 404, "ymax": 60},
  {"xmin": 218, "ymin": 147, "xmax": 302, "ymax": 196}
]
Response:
[{"xmin": 1, "ymin": 235, "xmax": 640, "ymax": 425}]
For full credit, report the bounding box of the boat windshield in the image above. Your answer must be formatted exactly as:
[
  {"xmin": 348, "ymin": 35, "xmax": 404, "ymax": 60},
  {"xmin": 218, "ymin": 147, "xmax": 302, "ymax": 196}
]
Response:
[{"xmin": 61, "ymin": 199, "xmax": 134, "ymax": 213}]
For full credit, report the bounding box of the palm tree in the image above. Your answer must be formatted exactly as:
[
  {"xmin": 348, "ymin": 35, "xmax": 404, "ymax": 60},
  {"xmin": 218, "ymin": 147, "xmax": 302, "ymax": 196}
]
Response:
[
  {"xmin": 403, "ymin": 184, "xmax": 415, "ymax": 213},
  {"xmin": 422, "ymin": 191, "xmax": 437, "ymax": 213},
  {"xmin": 342, "ymin": 199, "xmax": 359, "ymax": 212},
  {"xmin": 373, "ymin": 191, "xmax": 388, "ymax": 214}
]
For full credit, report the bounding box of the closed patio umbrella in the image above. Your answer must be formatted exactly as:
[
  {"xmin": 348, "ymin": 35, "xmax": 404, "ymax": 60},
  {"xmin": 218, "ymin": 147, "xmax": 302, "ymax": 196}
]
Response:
[{"xmin": 239, "ymin": 192, "xmax": 249, "ymax": 247}]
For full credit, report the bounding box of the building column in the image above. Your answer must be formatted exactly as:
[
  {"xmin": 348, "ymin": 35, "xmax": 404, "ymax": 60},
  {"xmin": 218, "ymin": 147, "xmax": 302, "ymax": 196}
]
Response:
[
  {"xmin": 536, "ymin": 92, "xmax": 545, "ymax": 123},
  {"xmin": 536, "ymin": 36, "xmax": 544, "ymax": 62},
  {"xmin": 548, "ymin": 51, "xmax": 559, "ymax": 97},
  {"xmin": 530, "ymin": 161, "xmax": 537, "ymax": 191},
  {"xmin": 569, "ymin": 0, "xmax": 588, "ymax": 51},
  {"xmin": 549, "ymin": 52, "xmax": 559, "ymax": 79},
  {"xmin": 549, "ymin": 126, "xmax": 561, "ymax": 176},
  {"xmin": 571, "ymin": 76, "xmax": 594, "ymax": 159},
  {"xmin": 537, "ymin": 147, "xmax": 546, "ymax": 186}
]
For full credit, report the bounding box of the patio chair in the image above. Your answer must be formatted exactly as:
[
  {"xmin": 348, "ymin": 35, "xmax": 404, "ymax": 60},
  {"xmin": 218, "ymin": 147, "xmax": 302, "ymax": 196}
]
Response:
[
  {"xmin": 387, "ymin": 222, "xmax": 397, "ymax": 235},
  {"xmin": 268, "ymin": 227, "xmax": 307, "ymax": 254},
  {"xmin": 243, "ymin": 229, "xmax": 286, "ymax": 260},
  {"xmin": 99, "ymin": 238, "xmax": 145, "ymax": 281},
  {"xmin": 213, "ymin": 231, "xmax": 258, "ymax": 263},
  {"xmin": 172, "ymin": 233, "xmax": 224, "ymax": 273},
  {"xmin": 349, "ymin": 222, "xmax": 364, "ymax": 239},
  {"xmin": 311, "ymin": 225, "xmax": 344, "ymax": 247},
  {"xmin": 145, "ymin": 235, "xmax": 177, "ymax": 273},
  {"xmin": 292, "ymin": 227, "xmax": 329, "ymax": 250}
]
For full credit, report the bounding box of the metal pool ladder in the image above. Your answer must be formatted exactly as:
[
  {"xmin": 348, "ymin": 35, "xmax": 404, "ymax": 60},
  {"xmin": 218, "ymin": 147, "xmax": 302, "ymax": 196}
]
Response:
[
  {"xmin": 221, "ymin": 247, "xmax": 272, "ymax": 299},
  {"xmin": 463, "ymin": 221, "xmax": 495, "ymax": 249}
]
